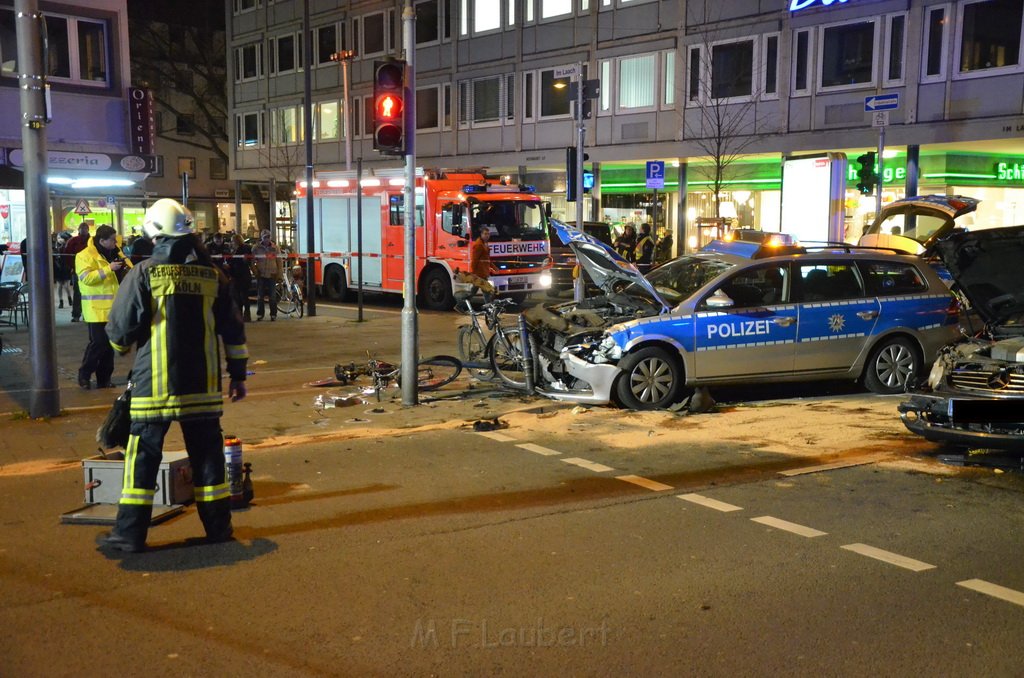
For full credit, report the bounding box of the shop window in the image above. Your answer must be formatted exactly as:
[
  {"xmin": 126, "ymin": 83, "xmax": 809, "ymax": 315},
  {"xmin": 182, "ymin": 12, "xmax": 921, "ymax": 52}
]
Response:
[
  {"xmin": 417, "ymin": 86, "xmax": 440, "ymax": 130},
  {"xmin": 923, "ymin": 5, "xmax": 949, "ymax": 81},
  {"xmin": 820, "ymin": 19, "xmax": 876, "ymax": 89},
  {"xmin": 415, "ymin": 0, "xmax": 440, "ymax": 45},
  {"xmin": 209, "ymin": 157, "xmax": 227, "ymax": 180},
  {"xmin": 4, "ymin": 12, "xmax": 112, "ymax": 86},
  {"xmin": 957, "ymin": 0, "xmax": 1023, "ymax": 75},
  {"xmin": 884, "ymin": 13, "xmax": 906, "ymax": 85}
]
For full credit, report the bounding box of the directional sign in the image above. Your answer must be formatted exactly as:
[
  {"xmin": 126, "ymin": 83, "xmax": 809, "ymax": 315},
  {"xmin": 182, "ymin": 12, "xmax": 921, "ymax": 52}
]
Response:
[
  {"xmin": 864, "ymin": 93, "xmax": 899, "ymax": 112},
  {"xmin": 646, "ymin": 161, "xmax": 665, "ymax": 190},
  {"xmin": 74, "ymin": 199, "xmax": 91, "ymax": 216}
]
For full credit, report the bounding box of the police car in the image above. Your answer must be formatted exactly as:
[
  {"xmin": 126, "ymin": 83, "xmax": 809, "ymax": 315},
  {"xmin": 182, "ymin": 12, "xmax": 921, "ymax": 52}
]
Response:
[{"xmin": 519, "ymin": 221, "xmax": 962, "ymax": 410}]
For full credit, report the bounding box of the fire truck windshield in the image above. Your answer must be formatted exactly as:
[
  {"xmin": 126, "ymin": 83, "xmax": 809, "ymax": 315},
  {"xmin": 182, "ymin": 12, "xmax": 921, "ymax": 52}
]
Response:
[{"xmin": 470, "ymin": 200, "xmax": 547, "ymax": 241}]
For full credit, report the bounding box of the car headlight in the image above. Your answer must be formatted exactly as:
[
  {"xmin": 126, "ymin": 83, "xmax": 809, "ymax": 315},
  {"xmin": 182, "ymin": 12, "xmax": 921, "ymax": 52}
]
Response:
[{"xmin": 538, "ymin": 270, "xmax": 552, "ymax": 288}]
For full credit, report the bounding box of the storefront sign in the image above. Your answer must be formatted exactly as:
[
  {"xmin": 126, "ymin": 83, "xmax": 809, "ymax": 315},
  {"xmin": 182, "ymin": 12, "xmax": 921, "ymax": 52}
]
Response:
[
  {"xmin": 789, "ymin": 0, "xmax": 852, "ymax": 11},
  {"xmin": 5, "ymin": 149, "xmax": 159, "ymax": 174},
  {"xmin": 847, "ymin": 163, "xmax": 905, "ymax": 184},
  {"xmin": 129, "ymin": 88, "xmax": 156, "ymax": 155},
  {"xmin": 996, "ymin": 162, "xmax": 1024, "ymax": 181}
]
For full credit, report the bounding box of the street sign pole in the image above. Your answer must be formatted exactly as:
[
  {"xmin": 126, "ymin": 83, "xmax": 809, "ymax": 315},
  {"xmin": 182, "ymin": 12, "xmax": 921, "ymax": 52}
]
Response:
[{"xmin": 876, "ymin": 126, "xmax": 885, "ymax": 217}]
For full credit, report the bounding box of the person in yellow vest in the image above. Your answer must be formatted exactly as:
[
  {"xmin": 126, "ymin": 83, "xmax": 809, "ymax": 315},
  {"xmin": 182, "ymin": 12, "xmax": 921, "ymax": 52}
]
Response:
[{"xmin": 75, "ymin": 224, "xmax": 131, "ymax": 389}]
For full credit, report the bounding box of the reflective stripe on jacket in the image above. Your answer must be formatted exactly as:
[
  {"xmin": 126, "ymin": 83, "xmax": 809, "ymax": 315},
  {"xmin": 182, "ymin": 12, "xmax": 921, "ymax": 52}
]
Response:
[
  {"xmin": 106, "ymin": 237, "xmax": 248, "ymax": 423},
  {"xmin": 76, "ymin": 238, "xmax": 131, "ymax": 323}
]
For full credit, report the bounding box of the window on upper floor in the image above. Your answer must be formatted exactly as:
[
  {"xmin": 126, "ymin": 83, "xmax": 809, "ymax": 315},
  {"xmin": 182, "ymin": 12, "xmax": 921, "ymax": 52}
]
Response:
[
  {"xmin": 318, "ymin": 100, "xmax": 342, "ymax": 140},
  {"xmin": 884, "ymin": 13, "xmax": 906, "ymax": 86},
  {"xmin": 316, "ymin": 24, "xmax": 342, "ymax": 66},
  {"xmin": 0, "ymin": 10, "xmax": 112, "ymax": 87},
  {"xmin": 270, "ymin": 105, "xmax": 304, "ymax": 145},
  {"xmin": 417, "ymin": 86, "xmax": 440, "ymax": 130},
  {"xmin": 819, "ymin": 18, "xmax": 877, "ymax": 90},
  {"xmin": 177, "ymin": 156, "xmax": 196, "ymax": 179},
  {"xmin": 458, "ymin": 74, "xmax": 512, "ymax": 127},
  {"xmin": 176, "ymin": 114, "xmax": 195, "ymax": 136},
  {"xmin": 538, "ymin": 67, "xmax": 574, "ymax": 118},
  {"xmin": 541, "ymin": 0, "xmax": 573, "ymax": 20},
  {"xmin": 416, "ymin": 0, "xmax": 441, "ymax": 45},
  {"xmin": 956, "ymin": 0, "xmax": 1023, "ymax": 77},
  {"xmin": 618, "ymin": 53, "xmax": 657, "ymax": 110},
  {"xmin": 271, "ymin": 33, "xmax": 298, "ymax": 75},
  {"xmin": 687, "ymin": 35, "xmax": 775, "ymax": 104},
  {"xmin": 461, "ymin": 0, "xmax": 515, "ymax": 35},
  {"xmin": 792, "ymin": 28, "xmax": 812, "ymax": 95},
  {"xmin": 361, "ymin": 12, "xmax": 387, "ymax": 57},
  {"xmin": 923, "ymin": 5, "xmax": 949, "ymax": 81},
  {"xmin": 235, "ymin": 42, "xmax": 263, "ymax": 82},
  {"xmin": 233, "ymin": 0, "xmax": 261, "ymax": 14},
  {"xmin": 236, "ymin": 111, "xmax": 264, "ymax": 148},
  {"xmin": 209, "ymin": 157, "xmax": 228, "ymax": 180}
]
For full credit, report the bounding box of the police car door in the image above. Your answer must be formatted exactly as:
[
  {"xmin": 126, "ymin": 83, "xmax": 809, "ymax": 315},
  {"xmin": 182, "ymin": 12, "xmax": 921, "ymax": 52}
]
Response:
[
  {"xmin": 791, "ymin": 261, "xmax": 880, "ymax": 373},
  {"xmin": 693, "ymin": 263, "xmax": 797, "ymax": 379}
]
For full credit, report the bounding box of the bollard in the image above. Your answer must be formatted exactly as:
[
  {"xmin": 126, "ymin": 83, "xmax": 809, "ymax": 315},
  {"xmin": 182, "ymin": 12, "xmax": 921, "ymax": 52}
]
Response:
[{"xmin": 518, "ymin": 314, "xmax": 535, "ymax": 393}]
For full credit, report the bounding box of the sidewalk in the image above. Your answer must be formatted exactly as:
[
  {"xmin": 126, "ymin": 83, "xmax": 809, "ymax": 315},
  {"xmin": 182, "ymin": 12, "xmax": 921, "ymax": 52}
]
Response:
[{"xmin": 0, "ymin": 298, "xmax": 526, "ymax": 475}]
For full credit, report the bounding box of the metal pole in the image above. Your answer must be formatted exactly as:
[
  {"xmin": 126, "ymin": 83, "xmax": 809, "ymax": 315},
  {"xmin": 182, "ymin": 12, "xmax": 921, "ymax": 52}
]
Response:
[
  {"xmin": 356, "ymin": 157, "xmax": 364, "ymax": 322},
  {"xmin": 16, "ymin": 0, "xmax": 59, "ymax": 417},
  {"xmin": 302, "ymin": 0, "xmax": 317, "ymax": 316},
  {"xmin": 400, "ymin": 0, "xmax": 418, "ymax": 405},
  {"xmin": 343, "ymin": 58, "xmax": 352, "ymax": 172},
  {"xmin": 573, "ymin": 61, "xmax": 585, "ymax": 302},
  {"xmin": 181, "ymin": 172, "xmax": 189, "ymax": 207},
  {"xmin": 875, "ymin": 126, "xmax": 885, "ymax": 218}
]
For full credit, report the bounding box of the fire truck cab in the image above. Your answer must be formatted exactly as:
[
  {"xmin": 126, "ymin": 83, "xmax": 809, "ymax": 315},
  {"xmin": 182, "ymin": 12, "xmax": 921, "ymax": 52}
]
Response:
[{"xmin": 296, "ymin": 169, "xmax": 553, "ymax": 310}]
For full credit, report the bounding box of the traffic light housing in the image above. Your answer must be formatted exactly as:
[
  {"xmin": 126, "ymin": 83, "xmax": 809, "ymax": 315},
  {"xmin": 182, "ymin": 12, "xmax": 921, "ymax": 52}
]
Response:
[
  {"xmin": 856, "ymin": 152, "xmax": 878, "ymax": 195},
  {"xmin": 373, "ymin": 59, "xmax": 406, "ymax": 155},
  {"xmin": 565, "ymin": 146, "xmax": 591, "ymax": 202}
]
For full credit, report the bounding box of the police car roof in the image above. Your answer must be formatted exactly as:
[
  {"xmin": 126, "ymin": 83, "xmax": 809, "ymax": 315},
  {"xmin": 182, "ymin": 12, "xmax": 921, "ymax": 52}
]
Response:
[{"xmin": 701, "ymin": 239, "xmax": 806, "ymax": 259}]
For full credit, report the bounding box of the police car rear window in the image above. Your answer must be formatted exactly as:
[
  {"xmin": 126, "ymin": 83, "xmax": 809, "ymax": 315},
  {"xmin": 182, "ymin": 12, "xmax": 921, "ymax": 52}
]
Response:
[{"xmin": 858, "ymin": 261, "xmax": 927, "ymax": 296}]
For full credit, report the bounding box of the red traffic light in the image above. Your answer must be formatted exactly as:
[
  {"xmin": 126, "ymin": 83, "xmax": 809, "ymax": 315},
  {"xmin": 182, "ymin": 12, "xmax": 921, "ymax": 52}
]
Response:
[
  {"xmin": 373, "ymin": 59, "xmax": 406, "ymax": 155},
  {"xmin": 376, "ymin": 93, "xmax": 403, "ymax": 121}
]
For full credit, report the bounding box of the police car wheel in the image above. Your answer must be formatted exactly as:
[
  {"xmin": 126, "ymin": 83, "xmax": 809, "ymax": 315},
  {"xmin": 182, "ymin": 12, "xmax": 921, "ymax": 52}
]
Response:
[
  {"xmin": 864, "ymin": 336, "xmax": 920, "ymax": 395},
  {"xmin": 615, "ymin": 347, "xmax": 683, "ymax": 410}
]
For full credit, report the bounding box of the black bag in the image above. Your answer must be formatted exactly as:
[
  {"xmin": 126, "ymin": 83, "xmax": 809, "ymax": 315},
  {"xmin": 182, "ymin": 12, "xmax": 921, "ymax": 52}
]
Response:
[{"xmin": 96, "ymin": 382, "xmax": 132, "ymax": 449}]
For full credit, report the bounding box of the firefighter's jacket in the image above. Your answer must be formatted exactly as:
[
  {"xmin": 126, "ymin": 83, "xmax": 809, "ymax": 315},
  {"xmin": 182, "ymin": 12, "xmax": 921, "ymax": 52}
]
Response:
[
  {"xmin": 106, "ymin": 237, "xmax": 248, "ymax": 422},
  {"xmin": 76, "ymin": 237, "xmax": 132, "ymax": 323}
]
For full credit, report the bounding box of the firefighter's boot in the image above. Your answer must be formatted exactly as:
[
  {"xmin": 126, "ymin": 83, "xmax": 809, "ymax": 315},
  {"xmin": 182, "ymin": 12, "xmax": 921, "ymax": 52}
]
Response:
[
  {"xmin": 100, "ymin": 504, "xmax": 153, "ymax": 553},
  {"xmin": 197, "ymin": 498, "xmax": 234, "ymax": 543}
]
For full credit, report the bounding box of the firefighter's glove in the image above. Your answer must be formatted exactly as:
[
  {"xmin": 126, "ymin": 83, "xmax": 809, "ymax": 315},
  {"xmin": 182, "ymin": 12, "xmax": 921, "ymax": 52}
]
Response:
[{"xmin": 229, "ymin": 379, "xmax": 247, "ymax": 402}]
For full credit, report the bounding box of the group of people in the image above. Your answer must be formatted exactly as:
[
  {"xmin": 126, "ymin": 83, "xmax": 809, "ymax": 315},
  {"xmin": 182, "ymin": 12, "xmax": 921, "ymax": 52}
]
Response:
[{"xmin": 612, "ymin": 223, "xmax": 673, "ymax": 274}]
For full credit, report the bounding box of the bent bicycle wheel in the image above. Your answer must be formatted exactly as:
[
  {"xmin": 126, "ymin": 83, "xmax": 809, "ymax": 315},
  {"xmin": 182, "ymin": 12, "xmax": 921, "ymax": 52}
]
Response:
[
  {"xmin": 488, "ymin": 328, "xmax": 527, "ymax": 389},
  {"xmin": 396, "ymin": 355, "xmax": 463, "ymax": 391}
]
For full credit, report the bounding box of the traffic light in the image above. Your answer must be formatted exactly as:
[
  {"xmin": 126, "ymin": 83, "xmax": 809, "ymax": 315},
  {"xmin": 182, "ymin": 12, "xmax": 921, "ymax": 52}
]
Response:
[
  {"xmin": 855, "ymin": 152, "xmax": 878, "ymax": 195},
  {"xmin": 373, "ymin": 59, "xmax": 406, "ymax": 155},
  {"xmin": 565, "ymin": 146, "xmax": 590, "ymax": 202}
]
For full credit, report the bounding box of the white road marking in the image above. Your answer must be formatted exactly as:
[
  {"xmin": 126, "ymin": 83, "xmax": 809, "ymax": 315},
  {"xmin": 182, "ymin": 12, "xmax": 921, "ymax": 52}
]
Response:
[
  {"xmin": 778, "ymin": 457, "xmax": 883, "ymax": 477},
  {"xmin": 616, "ymin": 475, "xmax": 673, "ymax": 492},
  {"xmin": 840, "ymin": 543, "xmax": 937, "ymax": 572},
  {"xmin": 561, "ymin": 457, "xmax": 615, "ymax": 473},
  {"xmin": 677, "ymin": 493, "xmax": 743, "ymax": 512},
  {"xmin": 751, "ymin": 516, "xmax": 828, "ymax": 538},
  {"xmin": 957, "ymin": 579, "xmax": 1024, "ymax": 608},
  {"xmin": 516, "ymin": 443, "xmax": 561, "ymax": 457},
  {"xmin": 476, "ymin": 432, "xmax": 516, "ymax": 442}
]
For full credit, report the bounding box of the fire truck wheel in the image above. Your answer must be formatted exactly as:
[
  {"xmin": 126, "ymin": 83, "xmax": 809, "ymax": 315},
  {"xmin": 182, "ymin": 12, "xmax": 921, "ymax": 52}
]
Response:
[
  {"xmin": 420, "ymin": 267, "xmax": 455, "ymax": 311},
  {"xmin": 323, "ymin": 265, "xmax": 348, "ymax": 301}
]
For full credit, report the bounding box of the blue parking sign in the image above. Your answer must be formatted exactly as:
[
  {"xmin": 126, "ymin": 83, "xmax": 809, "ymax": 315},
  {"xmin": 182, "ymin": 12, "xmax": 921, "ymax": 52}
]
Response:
[{"xmin": 646, "ymin": 161, "xmax": 665, "ymax": 189}]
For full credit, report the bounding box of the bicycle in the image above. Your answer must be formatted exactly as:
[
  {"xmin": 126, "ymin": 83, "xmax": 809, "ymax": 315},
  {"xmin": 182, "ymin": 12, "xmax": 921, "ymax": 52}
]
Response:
[
  {"xmin": 333, "ymin": 354, "xmax": 463, "ymax": 401},
  {"xmin": 487, "ymin": 321, "xmax": 529, "ymax": 389},
  {"xmin": 275, "ymin": 272, "xmax": 304, "ymax": 318},
  {"xmin": 455, "ymin": 296, "xmax": 518, "ymax": 378}
]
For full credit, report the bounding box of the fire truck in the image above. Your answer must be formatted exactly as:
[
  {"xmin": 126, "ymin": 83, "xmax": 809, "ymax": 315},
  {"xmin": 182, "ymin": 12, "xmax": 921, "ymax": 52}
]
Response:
[{"xmin": 294, "ymin": 169, "xmax": 553, "ymax": 310}]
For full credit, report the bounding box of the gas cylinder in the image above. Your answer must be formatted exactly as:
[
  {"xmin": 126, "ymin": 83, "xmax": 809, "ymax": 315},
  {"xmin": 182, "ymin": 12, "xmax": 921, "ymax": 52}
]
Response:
[{"xmin": 223, "ymin": 435, "xmax": 247, "ymax": 509}]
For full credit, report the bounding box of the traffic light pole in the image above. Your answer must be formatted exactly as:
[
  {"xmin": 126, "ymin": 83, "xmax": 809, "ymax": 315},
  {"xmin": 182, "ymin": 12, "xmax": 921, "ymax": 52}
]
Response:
[
  {"xmin": 400, "ymin": 0, "xmax": 418, "ymax": 406},
  {"xmin": 574, "ymin": 62, "xmax": 585, "ymax": 302},
  {"xmin": 875, "ymin": 126, "xmax": 885, "ymax": 217}
]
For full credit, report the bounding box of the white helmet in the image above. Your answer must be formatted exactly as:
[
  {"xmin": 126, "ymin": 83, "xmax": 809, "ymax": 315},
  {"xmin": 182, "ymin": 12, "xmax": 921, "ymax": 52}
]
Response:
[{"xmin": 143, "ymin": 198, "xmax": 194, "ymax": 238}]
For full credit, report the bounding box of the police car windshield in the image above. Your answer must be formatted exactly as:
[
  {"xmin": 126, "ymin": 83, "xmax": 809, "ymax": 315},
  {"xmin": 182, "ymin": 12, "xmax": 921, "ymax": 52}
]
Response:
[
  {"xmin": 645, "ymin": 255, "xmax": 735, "ymax": 305},
  {"xmin": 471, "ymin": 201, "xmax": 546, "ymax": 240}
]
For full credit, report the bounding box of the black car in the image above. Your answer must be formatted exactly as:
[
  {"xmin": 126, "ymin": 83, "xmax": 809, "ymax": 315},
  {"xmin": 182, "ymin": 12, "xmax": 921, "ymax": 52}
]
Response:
[
  {"xmin": 899, "ymin": 224, "xmax": 1024, "ymax": 449},
  {"xmin": 546, "ymin": 221, "xmax": 613, "ymax": 297}
]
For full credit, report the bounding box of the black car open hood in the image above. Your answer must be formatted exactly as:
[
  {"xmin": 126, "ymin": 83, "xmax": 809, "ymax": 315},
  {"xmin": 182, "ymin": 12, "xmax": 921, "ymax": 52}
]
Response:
[{"xmin": 934, "ymin": 224, "xmax": 1024, "ymax": 325}]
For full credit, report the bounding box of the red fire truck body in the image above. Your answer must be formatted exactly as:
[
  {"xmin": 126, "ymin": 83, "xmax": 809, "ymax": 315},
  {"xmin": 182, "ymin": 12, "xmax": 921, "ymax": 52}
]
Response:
[{"xmin": 295, "ymin": 170, "xmax": 552, "ymax": 310}]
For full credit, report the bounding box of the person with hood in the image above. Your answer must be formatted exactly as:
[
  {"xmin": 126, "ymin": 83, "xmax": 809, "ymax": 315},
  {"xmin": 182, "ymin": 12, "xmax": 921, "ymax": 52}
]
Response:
[
  {"xmin": 100, "ymin": 198, "xmax": 248, "ymax": 553},
  {"xmin": 75, "ymin": 224, "xmax": 131, "ymax": 389}
]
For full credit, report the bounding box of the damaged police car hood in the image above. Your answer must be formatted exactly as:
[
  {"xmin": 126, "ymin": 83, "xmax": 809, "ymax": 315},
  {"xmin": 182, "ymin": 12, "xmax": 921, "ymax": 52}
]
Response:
[
  {"xmin": 933, "ymin": 223, "xmax": 1024, "ymax": 327},
  {"xmin": 550, "ymin": 220, "xmax": 670, "ymax": 313}
]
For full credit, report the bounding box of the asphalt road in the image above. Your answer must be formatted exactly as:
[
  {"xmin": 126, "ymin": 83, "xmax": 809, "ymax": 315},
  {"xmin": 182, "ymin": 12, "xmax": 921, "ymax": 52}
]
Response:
[{"xmin": 1, "ymin": 295, "xmax": 1023, "ymax": 676}]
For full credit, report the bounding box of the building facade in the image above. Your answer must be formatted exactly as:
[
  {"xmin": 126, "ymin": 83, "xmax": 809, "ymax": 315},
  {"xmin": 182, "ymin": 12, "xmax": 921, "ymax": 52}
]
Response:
[{"xmin": 227, "ymin": 0, "xmax": 1024, "ymax": 252}]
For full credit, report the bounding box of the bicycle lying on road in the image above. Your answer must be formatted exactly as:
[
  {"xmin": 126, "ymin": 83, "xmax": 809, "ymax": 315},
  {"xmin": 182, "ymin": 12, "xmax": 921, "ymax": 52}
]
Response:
[{"xmin": 333, "ymin": 354, "xmax": 463, "ymax": 401}]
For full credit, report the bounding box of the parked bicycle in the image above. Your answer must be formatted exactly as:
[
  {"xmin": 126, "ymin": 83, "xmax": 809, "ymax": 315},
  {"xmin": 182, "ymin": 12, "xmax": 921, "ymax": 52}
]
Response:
[
  {"xmin": 333, "ymin": 354, "xmax": 463, "ymax": 401},
  {"xmin": 455, "ymin": 296, "xmax": 518, "ymax": 378},
  {"xmin": 275, "ymin": 269, "xmax": 304, "ymax": 318}
]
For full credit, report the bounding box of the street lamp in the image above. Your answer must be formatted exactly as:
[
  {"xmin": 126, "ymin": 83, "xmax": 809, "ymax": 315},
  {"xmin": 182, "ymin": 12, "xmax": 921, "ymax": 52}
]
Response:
[{"xmin": 330, "ymin": 49, "xmax": 356, "ymax": 171}]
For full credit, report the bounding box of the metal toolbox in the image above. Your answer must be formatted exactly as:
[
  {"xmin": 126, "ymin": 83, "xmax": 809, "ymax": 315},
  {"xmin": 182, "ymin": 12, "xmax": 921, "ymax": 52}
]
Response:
[{"xmin": 82, "ymin": 451, "xmax": 194, "ymax": 506}]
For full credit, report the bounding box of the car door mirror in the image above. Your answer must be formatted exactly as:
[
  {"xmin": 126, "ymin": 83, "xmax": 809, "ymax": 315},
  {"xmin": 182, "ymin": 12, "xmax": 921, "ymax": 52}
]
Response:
[{"xmin": 706, "ymin": 289, "xmax": 735, "ymax": 309}]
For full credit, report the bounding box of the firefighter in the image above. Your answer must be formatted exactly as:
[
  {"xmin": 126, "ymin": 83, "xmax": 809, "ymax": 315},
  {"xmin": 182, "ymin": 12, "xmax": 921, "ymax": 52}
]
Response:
[{"xmin": 99, "ymin": 199, "xmax": 248, "ymax": 554}]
